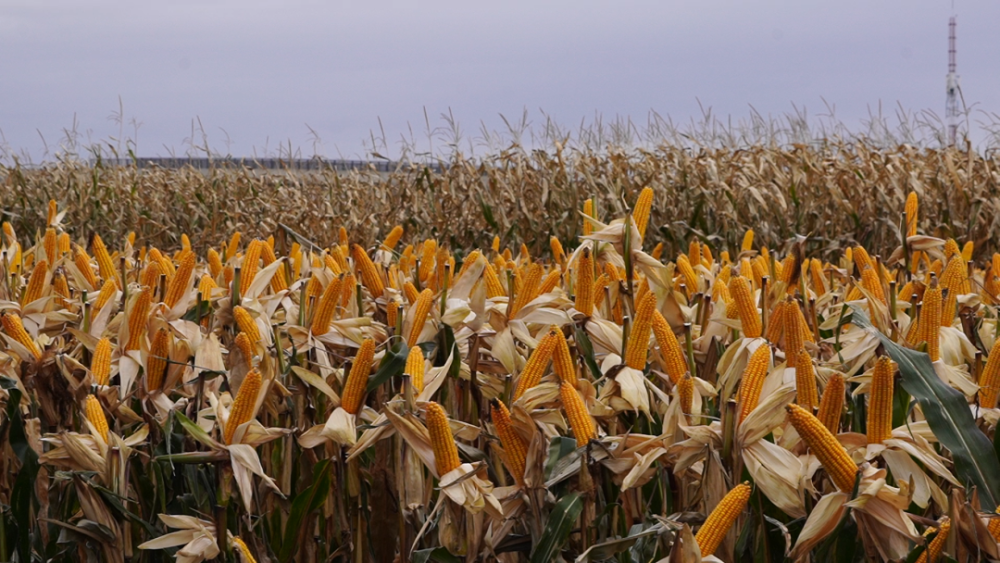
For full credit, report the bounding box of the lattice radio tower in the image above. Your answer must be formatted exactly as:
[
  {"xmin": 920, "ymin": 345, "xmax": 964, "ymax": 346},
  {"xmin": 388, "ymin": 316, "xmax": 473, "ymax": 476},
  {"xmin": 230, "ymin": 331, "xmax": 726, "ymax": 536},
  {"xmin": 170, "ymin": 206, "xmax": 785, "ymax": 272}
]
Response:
[{"xmin": 946, "ymin": 16, "xmax": 961, "ymax": 145}]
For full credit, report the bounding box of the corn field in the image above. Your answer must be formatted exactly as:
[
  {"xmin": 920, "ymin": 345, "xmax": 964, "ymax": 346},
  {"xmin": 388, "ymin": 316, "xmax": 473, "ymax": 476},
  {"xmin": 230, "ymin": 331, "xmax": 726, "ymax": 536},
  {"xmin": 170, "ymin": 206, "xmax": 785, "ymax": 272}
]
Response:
[{"xmin": 3, "ymin": 150, "xmax": 1000, "ymax": 562}]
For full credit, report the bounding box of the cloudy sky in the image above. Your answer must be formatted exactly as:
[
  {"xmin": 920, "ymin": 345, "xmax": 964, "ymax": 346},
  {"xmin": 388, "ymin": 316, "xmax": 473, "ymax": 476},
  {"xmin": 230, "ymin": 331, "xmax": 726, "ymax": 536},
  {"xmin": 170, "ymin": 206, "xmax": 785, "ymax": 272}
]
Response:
[{"xmin": 1, "ymin": 1, "xmax": 997, "ymax": 161}]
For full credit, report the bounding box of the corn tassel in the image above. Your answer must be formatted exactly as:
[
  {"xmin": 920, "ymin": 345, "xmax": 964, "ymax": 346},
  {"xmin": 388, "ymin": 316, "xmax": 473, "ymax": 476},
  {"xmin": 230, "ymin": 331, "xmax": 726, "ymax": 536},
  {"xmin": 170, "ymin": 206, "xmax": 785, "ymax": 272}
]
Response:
[
  {"xmin": 92, "ymin": 337, "xmax": 112, "ymax": 385},
  {"xmin": 491, "ymin": 400, "xmax": 528, "ymax": 486},
  {"xmin": 737, "ymin": 345, "xmax": 771, "ymax": 422},
  {"xmin": 407, "ymin": 288, "xmax": 434, "ymax": 346},
  {"xmin": 560, "ymin": 379, "xmax": 596, "ymax": 444},
  {"xmin": 84, "ymin": 395, "xmax": 109, "ymax": 443},
  {"xmin": 225, "ymin": 368, "xmax": 261, "ymax": 444},
  {"xmin": 695, "ymin": 482, "xmax": 751, "ymax": 556},
  {"xmin": 867, "ymin": 356, "xmax": 895, "ymax": 444},
  {"xmin": 786, "ymin": 403, "xmax": 858, "ymax": 492},
  {"xmin": 728, "ymin": 276, "xmax": 761, "ymax": 338},
  {"xmin": 406, "ymin": 345, "xmax": 425, "ymax": 392},
  {"xmin": 342, "ymin": 338, "xmax": 375, "ymax": 414},
  {"xmin": 2, "ymin": 312, "xmax": 41, "ymax": 360},
  {"xmin": 513, "ymin": 329, "xmax": 558, "ymax": 399}
]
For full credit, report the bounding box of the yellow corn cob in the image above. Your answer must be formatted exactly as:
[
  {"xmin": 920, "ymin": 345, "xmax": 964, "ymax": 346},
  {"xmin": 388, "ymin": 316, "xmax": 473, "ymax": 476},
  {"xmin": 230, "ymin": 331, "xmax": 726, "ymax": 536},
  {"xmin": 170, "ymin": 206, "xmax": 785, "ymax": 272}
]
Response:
[
  {"xmin": 328, "ymin": 244, "xmax": 348, "ymax": 272},
  {"xmin": 728, "ymin": 276, "xmax": 761, "ymax": 338},
  {"xmin": 84, "ymin": 395, "xmax": 109, "ymax": 443},
  {"xmin": 518, "ymin": 243, "xmax": 530, "ymax": 265},
  {"xmin": 140, "ymin": 261, "xmax": 162, "ymax": 291},
  {"xmin": 513, "ymin": 329, "xmax": 558, "ymax": 400},
  {"xmin": 962, "ymin": 240, "xmax": 974, "ymax": 262},
  {"xmin": 687, "ymin": 240, "xmax": 701, "ymax": 268},
  {"xmin": 290, "ymin": 243, "xmax": 303, "ymax": 280},
  {"xmin": 920, "ymin": 284, "xmax": 942, "ymax": 361},
  {"xmin": 407, "ymin": 288, "xmax": 434, "ymax": 347},
  {"xmin": 146, "ymin": 327, "xmax": 171, "ymax": 392},
  {"xmin": 712, "ymin": 278, "xmax": 732, "ymax": 305},
  {"xmin": 633, "ymin": 187, "xmax": 654, "ymax": 239},
  {"xmin": 382, "ymin": 225, "xmax": 404, "ymax": 251},
  {"xmin": 905, "ymin": 191, "xmax": 918, "ymax": 237},
  {"xmin": 352, "ymin": 244, "xmax": 385, "ymax": 298},
  {"xmin": 551, "ymin": 326, "xmax": 575, "ymax": 384},
  {"xmin": 207, "ymin": 247, "xmax": 223, "ymax": 279},
  {"xmin": 124, "ymin": 289, "xmax": 151, "ymax": 351},
  {"xmin": 817, "ymin": 373, "xmax": 845, "ymax": 434},
  {"xmin": 179, "ymin": 233, "xmax": 191, "ymax": 252},
  {"xmin": 625, "ymin": 292, "xmax": 656, "ymax": 370},
  {"xmin": 550, "ymin": 236, "xmax": 565, "ymax": 267},
  {"xmin": 149, "ymin": 248, "xmax": 175, "ymax": 281},
  {"xmin": 978, "ymin": 339, "xmax": 1000, "ymax": 408},
  {"xmin": 73, "ymin": 245, "xmax": 99, "ymax": 289},
  {"xmin": 491, "ymin": 400, "xmax": 528, "ymax": 486},
  {"xmin": 91, "ymin": 337, "xmax": 112, "ymax": 385},
  {"xmin": 2, "ymin": 312, "xmax": 41, "ymax": 359},
  {"xmin": 737, "ymin": 345, "xmax": 771, "ymax": 423},
  {"xmin": 784, "ymin": 299, "xmax": 804, "ymax": 368},
  {"xmin": 810, "ymin": 258, "xmax": 826, "ymax": 296},
  {"xmin": 57, "ymin": 230, "xmax": 70, "ymax": 256},
  {"xmin": 1, "ymin": 221, "xmax": 14, "ymax": 245},
  {"xmin": 426, "ymin": 401, "xmax": 461, "ymax": 475},
  {"xmin": 233, "ymin": 306, "xmax": 261, "ymax": 347},
  {"xmin": 338, "ymin": 272, "xmax": 356, "ymax": 310},
  {"xmin": 678, "ymin": 373, "xmax": 694, "ymax": 418},
  {"xmin": 794, "ymin": 349, "xmax": 820, "ymax": 411},
  {"xmin": 163, "ymin": 250, "xmax": 195, "ymax": 308},
  {"xmin": 310, "ymin": 276, "xmax": 344, "ymax": 336},
  {"xmin": 989, "ymin": 507, "xmax": 1000, "ymax": 542},
  {"xmin": 786, "ymin": 403, "xmax": 858, "ymax": 492},
  {"xmin": 741, "ymin": 229, "xmax": 754, "ymax": 252},
  {"xmin": 481, "ymin": 261, "xmax": 506, "ymax": 299},
  {"xmin": 575, "ymin": 247, "xmax": 595, "ymax": 317},
  {"xmin": 852, "ymin": 245, "xmax": 873, "ymax": 273},
  {"xmin": 197, "ymin": 274, "xmax": 217, "ymax": 298},
  {"xmin": 676, "ymin": 255, "xmax": 698, "ymax": 296},
  {"xmin": 456, "ymin": 250, "xmax": 481, "ymax": 280},
  {"xmin": 323, "ymin": 252, "xmax": 343, "ymax": 276},
  {"xmin": 233, "ymin": 332, "xmax": 255, "ymax": 368},
  {"xmin": 91, "ymin": 234, "xmax": 120, "ymax": 289},
  {"xmin": 260, "ymin": 244, "xmax": 288, "ymax": 293},
  {"xmin": 943, "ymin": 238, "xmax": 959, "ymax": 260},
  {"xmin": 94, "ymin": 279, "xmax": 117, "ymax": 312},
  {"xmin": 406, "ymin": 345, "xmax": 425, "ymax": 392},
  {"xmin": 701, "ymin": 243, "xmax": 714, "ymax": 266},
  {"xmin": 224, "ymin": 368, "xmax": 261, "ymax": 444},
  {"xmin": 126, "ymin": 231, "xmax": 136, "ymax": 247},
  {"xmin": 46, "ymin": 199, "xmax": 58, "ymax": 226},
  {"xmin": 232, "ymin": 537, "xmax": 257, "ymax": 563},
  {"xmin": 777, "ymin": 254, "xmax": 795, "ymax": 286},
  {"xmin": 860, "ymin": 266, "xmax": 885, "ymax": 305},
  {"xmin": 634, "ymin": 277, "xmax": 650, "ymax": 307},
  {"xmin": 582, "ymin": 198, "xmax": 595, "ymax": 236},
  {"xmin": 560, "ymin": 380, "xmax": 596, "ymax": 444},
  {"xmin": 867, "ymin": 356, "xmax": 895, "ymax": 445},
  {"xmin": 539, "ymin": 268, "xmax": 561, "ymax": 296},
  {"xmin": 225, "ymin": 231, "xmax": 241, "ymax": 262},
  {"xmin": 43, "ymin": 228, "xmax": 57, "ymax": 265},
  {"xmin": 695, "ymin": 482, "xmax": 752, "ymax": 556},
  {"xmin": 21, "ymin": 259, "xmax": 47, "ymax": 306},
  {"xmin": 651, "ymin": 242, "xmax": 664, "ymax": 261},
  {"xmin": 652, "ymin": 310, "xmax": 687, "ymax": 384},
  {"xmin": 509, "ymin": 263, "xmax": 542, "ymax": 318},
  {"xmin": 342, "ymin": 338, "xmax": 374, "ymax": 414},
  {"xmin": 52, "ymin": 271, "xmax": 69, "ymax": 306},
  {"xmin": 239, "ymin": 239, "xmax": 262, "ymax": 291},
  {"xmin": 765, "ymin": 300, "xmax": 787, "ymax": 342},
  {"xmin": 750, "ymin": 256, "xmax": 767, "ymax": 289},
  {"xmin": 402, "ymin": 281, "xmax": 419, "ymax": 305},
  {"xmin": 386, "ymin": 300, "xmax": 400, "ymax": 332},
  {"xmin": 917, "ymin": 519, "xmax": 950, "ymax": 563},
  {"xmin": 419, "ymin": 239, "xmax": 437, "ymax": 282}
]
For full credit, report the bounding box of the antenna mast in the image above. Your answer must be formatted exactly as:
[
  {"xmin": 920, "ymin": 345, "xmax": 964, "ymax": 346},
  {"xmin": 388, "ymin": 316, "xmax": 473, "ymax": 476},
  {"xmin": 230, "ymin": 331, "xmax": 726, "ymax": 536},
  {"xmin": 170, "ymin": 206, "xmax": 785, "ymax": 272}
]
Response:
[{"xmin": 946, "ymin": 16, "xmax": 960, "ymax": 146}]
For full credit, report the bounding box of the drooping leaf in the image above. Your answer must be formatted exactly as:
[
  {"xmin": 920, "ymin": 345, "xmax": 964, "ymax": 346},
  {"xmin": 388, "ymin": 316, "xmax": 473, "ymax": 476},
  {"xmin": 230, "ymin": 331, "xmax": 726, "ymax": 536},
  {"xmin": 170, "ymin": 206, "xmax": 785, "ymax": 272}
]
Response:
[
  {"xmin": 850, "ymin": 306, "xmax": 1000, "ymax": 509},
  {"xmin": 530, "ymin": 492, "xmax": 584, "ymax": 563},
  {"xmin": 366, "ymin": 340, "xmax": 409, "ymax": 393}
]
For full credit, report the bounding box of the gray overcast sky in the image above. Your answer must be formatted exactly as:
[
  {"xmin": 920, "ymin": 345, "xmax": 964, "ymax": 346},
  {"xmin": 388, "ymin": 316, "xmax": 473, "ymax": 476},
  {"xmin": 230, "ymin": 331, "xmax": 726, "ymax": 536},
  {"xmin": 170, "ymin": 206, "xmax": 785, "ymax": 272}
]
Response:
[{"xmin": 1, "ymin": 1, "xmax": 997, "ymax": 160}]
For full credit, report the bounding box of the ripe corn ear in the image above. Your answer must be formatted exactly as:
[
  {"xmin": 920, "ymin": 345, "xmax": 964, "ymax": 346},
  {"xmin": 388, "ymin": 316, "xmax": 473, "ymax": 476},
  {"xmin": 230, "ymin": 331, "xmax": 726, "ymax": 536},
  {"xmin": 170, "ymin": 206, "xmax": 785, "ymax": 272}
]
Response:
[
  {"xmin": 225, "ymin": 368, "xmax": 261, "ymax": 444},
  {"xmin": 560, "ymin": 380, "xmax": 596, "ymax": 444},
  {"xmin": 695, "ymin": 482, "xmax": 751, "ymax": 556},
  {"xmin": 84, "ymin": 395, "xmax": 109, "ymax": 443},
  {"xmin": 342, "ymin": 338, "xmax": 375, "ymax": 414},
  {"xmin": 867, "ymin": 356, "xmax": 895, "ymax": 444},
  {"xmin": 786, "ymin": 403, "xmax": 858, "ymax": 492}
]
